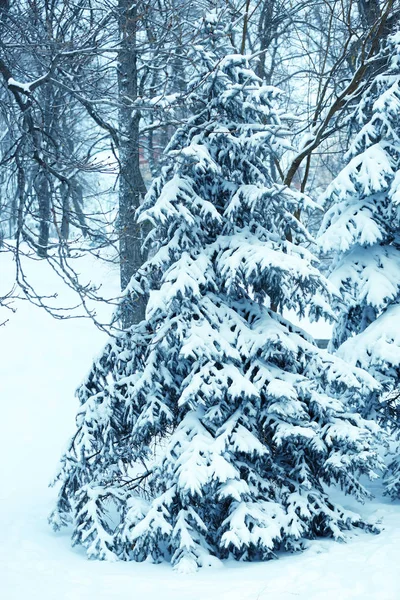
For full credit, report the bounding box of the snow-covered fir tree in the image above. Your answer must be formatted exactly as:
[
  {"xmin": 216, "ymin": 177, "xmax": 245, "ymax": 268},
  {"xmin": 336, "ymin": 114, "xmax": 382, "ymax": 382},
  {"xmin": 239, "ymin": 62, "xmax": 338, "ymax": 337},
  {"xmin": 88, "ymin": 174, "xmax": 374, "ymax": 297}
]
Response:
[
  {"xmin": 319, "ymin": 32, "xmax": 400, "ymax": 360},
  {"xmin": 318, "ymin": 32, "xmax": 400, "ymax": 497},
  {"xmin": 50, "ymin": 14, "xmax": 383, "ymax": 571}
]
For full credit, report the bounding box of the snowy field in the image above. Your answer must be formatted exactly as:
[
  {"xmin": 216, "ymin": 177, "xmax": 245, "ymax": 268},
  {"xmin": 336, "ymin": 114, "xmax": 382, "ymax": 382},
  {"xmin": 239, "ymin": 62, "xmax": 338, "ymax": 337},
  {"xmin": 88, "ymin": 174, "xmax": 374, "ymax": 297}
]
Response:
[{"xmin": 1, "ymin": 251, "xmax": 400, "ymax": 600}]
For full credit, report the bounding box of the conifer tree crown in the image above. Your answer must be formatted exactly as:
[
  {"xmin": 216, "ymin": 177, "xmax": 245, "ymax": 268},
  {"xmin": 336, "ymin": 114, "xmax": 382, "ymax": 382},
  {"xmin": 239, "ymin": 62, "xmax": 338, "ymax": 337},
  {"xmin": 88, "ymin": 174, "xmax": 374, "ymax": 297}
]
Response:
[
  {"xmin": 319, "ymin": 32, "xmax": 400, "ymax": 362},
  {"xmin": 318, "ymin": 32, "xmax": 400, "ymax": 497},
  {"xmin": 50, "ymin": 17, "xmax": 383, "ymax": 571}
]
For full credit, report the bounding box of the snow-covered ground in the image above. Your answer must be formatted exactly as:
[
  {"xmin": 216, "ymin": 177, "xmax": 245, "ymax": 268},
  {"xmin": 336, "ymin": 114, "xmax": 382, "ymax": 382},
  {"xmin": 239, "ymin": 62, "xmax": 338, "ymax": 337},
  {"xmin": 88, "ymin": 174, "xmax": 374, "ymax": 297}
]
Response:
[{"xmin": 1, "ymin": 251, "xmax": 399, "ymax": 599}]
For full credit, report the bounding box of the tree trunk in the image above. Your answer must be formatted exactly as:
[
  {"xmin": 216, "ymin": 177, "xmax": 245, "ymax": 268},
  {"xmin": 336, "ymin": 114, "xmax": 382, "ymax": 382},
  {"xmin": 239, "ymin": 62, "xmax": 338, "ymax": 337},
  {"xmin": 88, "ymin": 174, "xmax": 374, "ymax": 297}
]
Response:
[
  {"xmin": 118, "ymin": 0, "xmax": 148, "ymax": 328},
  {"xmin": 34, "ymin": 172, "xmax": 51, "ymax": 257},
  {"xmin": 358, "ymin": 0, "xmax": 380, "ymax": 28}
]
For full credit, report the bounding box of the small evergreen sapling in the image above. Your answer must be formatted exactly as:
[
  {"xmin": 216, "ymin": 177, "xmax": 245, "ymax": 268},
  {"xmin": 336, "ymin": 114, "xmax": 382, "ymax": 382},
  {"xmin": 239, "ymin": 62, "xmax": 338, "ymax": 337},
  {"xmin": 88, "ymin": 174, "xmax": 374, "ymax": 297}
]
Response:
[{"xmin": 51, "ymin": 20, "xmax": 382, "ymax": 571}]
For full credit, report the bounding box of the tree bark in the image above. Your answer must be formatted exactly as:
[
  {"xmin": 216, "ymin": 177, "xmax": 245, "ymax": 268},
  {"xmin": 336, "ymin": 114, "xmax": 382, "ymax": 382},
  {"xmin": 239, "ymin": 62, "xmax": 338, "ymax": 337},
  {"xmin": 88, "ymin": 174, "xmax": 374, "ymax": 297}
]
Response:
[
  {"xmin": 117, "ymin": 0, "xmax": 148, "ymax": 328},
  {"xmin": 34, "ymin": 172, "xmax": 51, "ymax": 257}
]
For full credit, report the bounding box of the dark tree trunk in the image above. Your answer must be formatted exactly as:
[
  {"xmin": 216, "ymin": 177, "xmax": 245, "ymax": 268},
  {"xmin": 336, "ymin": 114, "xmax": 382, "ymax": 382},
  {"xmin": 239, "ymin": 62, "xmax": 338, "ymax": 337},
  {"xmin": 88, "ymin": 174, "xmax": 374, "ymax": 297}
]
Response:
[
  {"xmin": 34, "ymin": 172, "xmax": 51, "ymax": 257},
  {"xmin": 35, "ymin": 86, "xmax": 53, "ymax": 257},
  {"xmin": 118, "ymin": 0, "xmax": 148, "ymax": 328},
  {"xmin": 357, "ymin": 0, "xmax": 381, "ymax": 27}
]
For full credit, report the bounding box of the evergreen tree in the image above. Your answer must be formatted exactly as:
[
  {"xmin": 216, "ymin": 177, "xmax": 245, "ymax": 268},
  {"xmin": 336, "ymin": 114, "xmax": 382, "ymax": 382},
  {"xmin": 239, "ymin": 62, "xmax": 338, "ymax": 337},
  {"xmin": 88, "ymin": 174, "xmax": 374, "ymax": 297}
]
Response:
[
  {"xmin": 319, "ymin": 32, "xmax": 400, "ymax": 360},
  {"xmin": 50, "ymin": 15, "xmax": 382, "ymax": 571},
  {"xmin": 318, "ymin": 32, "xmax": 400, "ymax": 495}
]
